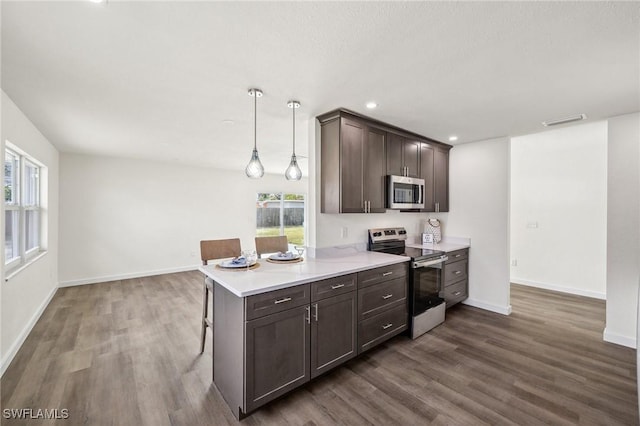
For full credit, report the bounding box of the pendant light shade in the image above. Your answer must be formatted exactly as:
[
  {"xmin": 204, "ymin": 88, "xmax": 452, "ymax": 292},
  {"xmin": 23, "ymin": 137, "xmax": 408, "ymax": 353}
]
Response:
[
  {"xmin": 285, "ymin": 100, "xmax": 302, "ymax": 181},
  {"xmin": 245, "ymin": 88, "xmax": 264, "ymax": 178}
]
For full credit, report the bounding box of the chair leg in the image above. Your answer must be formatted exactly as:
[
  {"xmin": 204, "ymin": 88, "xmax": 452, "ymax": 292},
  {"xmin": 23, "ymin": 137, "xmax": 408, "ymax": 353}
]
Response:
[{"xmin": 200, "ymin": 283, "xmax": 209, "ymax": 354}]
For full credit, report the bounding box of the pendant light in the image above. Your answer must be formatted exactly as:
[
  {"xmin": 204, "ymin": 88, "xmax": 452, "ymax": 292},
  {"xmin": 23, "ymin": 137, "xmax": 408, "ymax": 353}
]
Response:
[
  {"xmin": 284, "ymin": 100, "xmax": 302, "ymax": 181},
  {"xmin": 245, "ymin": 88, "xmax": 264, "ymax": 178}
]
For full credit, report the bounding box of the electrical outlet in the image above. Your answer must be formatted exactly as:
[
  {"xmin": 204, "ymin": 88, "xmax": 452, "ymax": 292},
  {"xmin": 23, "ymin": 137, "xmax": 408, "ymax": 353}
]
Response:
[
  {"xmin": 527, "ymin": 222, "xmax": 538, "ymax": 229},
  {"xmin": 511, "ymin": 259, "xmax": 517, "ymax": 266},
  {"xmin": 341, "ymin": 227, "xmax": 348, "ymax": 238},
  {"xmin": 190, "ymin": 251, "xmax": 196, "ymax": 257}
]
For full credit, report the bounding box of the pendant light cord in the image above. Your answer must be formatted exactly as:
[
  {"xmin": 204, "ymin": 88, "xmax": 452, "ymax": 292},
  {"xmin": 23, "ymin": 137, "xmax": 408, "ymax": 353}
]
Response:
[
  {"xmin": 254, "ymin": 92, "xmax": 257, "ymax": 151},
  {"xmin": 292, "ymin": 105, "xmax": 296, "ymax": 155}
]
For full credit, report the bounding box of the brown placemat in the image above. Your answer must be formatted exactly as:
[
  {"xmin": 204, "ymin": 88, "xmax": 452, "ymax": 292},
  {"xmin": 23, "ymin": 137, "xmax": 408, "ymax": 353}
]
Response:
[
  {"xmin": 215, "ymin": 262, "xmax": 261, "ymax": 271},
  {"xmin": 266, "ymin": 257, "xmax": 304, "ymax": 264}
]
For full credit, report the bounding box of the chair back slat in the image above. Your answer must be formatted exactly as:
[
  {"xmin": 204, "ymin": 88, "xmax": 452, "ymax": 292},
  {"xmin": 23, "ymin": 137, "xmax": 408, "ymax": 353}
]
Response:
[
  {"xmin": 200, "ymin": 238, "xmax": 241, "ymax": 265},
  {"xmin": 255, "ymin": 236, "xmax": 288, "ymax": 258}
]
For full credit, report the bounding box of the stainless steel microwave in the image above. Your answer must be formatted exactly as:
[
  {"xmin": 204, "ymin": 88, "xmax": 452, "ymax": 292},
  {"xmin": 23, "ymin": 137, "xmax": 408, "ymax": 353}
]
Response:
[{"xmin": 387, "ymin": 175, "xmax": 425, "ymax": 209}]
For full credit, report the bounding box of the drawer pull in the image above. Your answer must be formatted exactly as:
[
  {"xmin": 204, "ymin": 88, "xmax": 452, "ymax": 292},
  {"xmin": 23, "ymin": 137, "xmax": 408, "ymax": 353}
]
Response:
[
  {"xmin": 454, "ymin": 271, "xmax": 462, "ymax": 275},
  {"xmin": 382, "ymin": 294, "xmax": 393, "ymax": 300},
  {"xmin": 331, "ymin": 284, "xmax": 345, "ymax": 290},
  {"xmin": 274, "ymin": 297, "xmax": 292, "ymax": 304},
  {"xmin": 455, "ymin": 254, "xmax": 461, "ymax": 258},
  {"xmin": 382, "ymin": 323, "xmax": 393, "ymax": 330},
  {"xmin": 453, "ymin": 291, "xmax": 462, "ymax": 296},
  {"xmin": 382, "ymin": 272, "xmax": 394, "ymax": 277}
]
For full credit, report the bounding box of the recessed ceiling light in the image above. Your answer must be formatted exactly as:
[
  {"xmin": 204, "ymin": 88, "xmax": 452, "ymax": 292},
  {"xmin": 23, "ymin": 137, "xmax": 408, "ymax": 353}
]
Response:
[
  {"xmin": 89, "ymin": 0, "xmax": 107, "ymax": 3},
  {"xmin": 448, "ymin": 136, "xmax": 458, "ymax": 142},
  {"xmin": 542, "ymin": 114, "xmax": 587, "ymax": 127},
  {"xmin": 366, "ymin": 102, "xmax": 378, "ymax": 109},
  {"xmin": 222, "ymin": 119, "xmax": 235, "ymax": 125}
]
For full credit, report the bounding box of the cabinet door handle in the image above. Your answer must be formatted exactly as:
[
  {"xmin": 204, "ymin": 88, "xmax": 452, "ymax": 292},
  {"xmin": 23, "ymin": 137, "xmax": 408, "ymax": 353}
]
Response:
[
  {"xmin": 313, "ymin": 303, "xmax": 319, "ymax": 322},
  {"xmin": 382, "ymin": 271, "xmax": 393, "ymax": 277},
  {"xmin": 454, "ymin": 271, "xmax": 462, "ymax": 275},
  {"xmin": 455, "ymin": 254, "xmax": 461, "ymax": 258},
  {"xmin": 274, "ymin": 297, "xmax": 292, "ymax": 304},
  {"xmin": 368, "ymin": 201, "xmax": 371, "ymax": 213},
  {"xmin": 435, "ymin": 202, "xmax": 440, "ymax": 212},
  {"xmin": 453, "ymin": 291, "xmax": 462, "ymax": 296},
  {"xmin": 382, "ymin": 294, "xmax": 393, "ymax": 300},
  {"xmin": 305, "ymin": 306, "xmax": 311, "ymax": 324},
  {"xmin": 331, "ymin": 284, "xmax": 345, "ymax": 290},
  {"xmin": 382, "ymin": 323, "xmax": 393, "ymax": 330}
]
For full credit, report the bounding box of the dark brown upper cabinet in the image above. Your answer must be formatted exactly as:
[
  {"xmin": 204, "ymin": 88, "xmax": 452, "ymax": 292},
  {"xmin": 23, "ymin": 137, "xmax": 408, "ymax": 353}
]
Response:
[
  {"xmin": 433, "ymin": 146, "xmax": 450, "ymax": 212},
  {"xmin": 387, "ymin": 133, "xmax": 420, "ymax": 178},
  {"xmin": 318, "ymin": 108, "xmax": 451, "ymax": 214},
  {"xmin": 320, "ymin": 112, "xmax": 386, "ymax": 214},
  {"xmin": 419, "ymin": 143, "xmax": 450, "ymax": 212}
]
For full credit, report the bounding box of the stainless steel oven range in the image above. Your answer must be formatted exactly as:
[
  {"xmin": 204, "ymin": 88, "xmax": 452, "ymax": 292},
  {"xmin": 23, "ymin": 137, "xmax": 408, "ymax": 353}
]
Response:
[{"xmin": 368, "ymin": 227, "xmax": 448, "ymax": 339}]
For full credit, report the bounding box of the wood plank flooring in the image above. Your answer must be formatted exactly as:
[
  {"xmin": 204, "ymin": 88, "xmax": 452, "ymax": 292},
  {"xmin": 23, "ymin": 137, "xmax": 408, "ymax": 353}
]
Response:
[{"xmin": 1, "ymin": 274, "xmax": 637, "ymax": 425}]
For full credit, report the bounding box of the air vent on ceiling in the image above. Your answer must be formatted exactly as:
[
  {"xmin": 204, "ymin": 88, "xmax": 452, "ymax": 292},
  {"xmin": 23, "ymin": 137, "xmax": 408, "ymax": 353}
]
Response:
[{"xmin": 542, "ymin": 114, "xmax": 587, "ymax": 127}]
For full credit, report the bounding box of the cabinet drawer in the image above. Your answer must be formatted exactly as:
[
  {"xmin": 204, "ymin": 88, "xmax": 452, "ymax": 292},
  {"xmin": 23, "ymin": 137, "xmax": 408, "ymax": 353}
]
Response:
[
  {"xmin": 246, "ymin": 284, "xmax": 310, "ymax": 321},
  {"xmin": 444, "ymin": 260, "xmax": 468, "ymax": 286},
  {"xmin": 445, "ymin": 249, "xmax": 468, "ymax": 264},
  {"xmin": 443, "ymin": 280, "xmax": 467, "ymax": 306},
  {"xmin": 311, "ymin": 274, "xmax": 356, "ymax": 302},
  {"xmin": 358, "ymin": 305, "xmax": 407, "ymax": 353},
  {"xmin": 357, "ymin": 262, "xmax": 407, "ymax": 289},
  {"xmin": 358, "ymin": 277, "xmax": 406, "ymax": 320}
]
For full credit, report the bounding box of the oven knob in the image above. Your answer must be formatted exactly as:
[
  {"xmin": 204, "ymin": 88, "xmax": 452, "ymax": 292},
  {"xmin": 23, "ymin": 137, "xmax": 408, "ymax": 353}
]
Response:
[{"xmin": 373, "ymin": 232, "xmax": 382, "ymax": 237}]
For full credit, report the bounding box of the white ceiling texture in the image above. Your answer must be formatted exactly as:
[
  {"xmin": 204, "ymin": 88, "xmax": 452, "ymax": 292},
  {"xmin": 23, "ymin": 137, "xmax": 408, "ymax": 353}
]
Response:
[{"xmin": 2, "ymin": 1, "xmax": 639, "ymax": 176}]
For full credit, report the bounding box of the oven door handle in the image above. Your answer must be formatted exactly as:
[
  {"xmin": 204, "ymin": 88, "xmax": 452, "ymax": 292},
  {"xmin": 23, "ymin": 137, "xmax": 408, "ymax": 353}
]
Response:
[{"xmin": 412, "ymin": 256, "xmax": 448, "ymax": 269}]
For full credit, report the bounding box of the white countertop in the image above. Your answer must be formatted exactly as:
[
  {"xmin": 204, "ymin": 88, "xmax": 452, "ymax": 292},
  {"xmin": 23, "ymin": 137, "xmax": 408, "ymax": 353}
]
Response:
[
  {"xmin": 405, "ymin": 240, "xmax": 470, "ymax": 253},
  {"xmin": 199, "ymin": 249, "xmax": 409, "ymax": 297}
]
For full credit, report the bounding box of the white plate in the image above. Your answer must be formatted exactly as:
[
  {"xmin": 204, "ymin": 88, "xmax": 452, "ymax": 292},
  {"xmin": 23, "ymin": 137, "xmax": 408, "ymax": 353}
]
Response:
[
  {"xmin": 268, "ymin": 253, "xmax": 300, "ymax": 261},
  {"xmin": 219, "ymin": 259, "xmax": 257, "ymax": 268}
]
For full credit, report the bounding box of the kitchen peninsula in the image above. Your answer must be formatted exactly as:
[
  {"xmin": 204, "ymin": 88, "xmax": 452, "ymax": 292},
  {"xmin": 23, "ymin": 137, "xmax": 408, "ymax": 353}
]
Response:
[{"xmin": 199, "ymin": 248, "xmax": 410, "ymax": 419}]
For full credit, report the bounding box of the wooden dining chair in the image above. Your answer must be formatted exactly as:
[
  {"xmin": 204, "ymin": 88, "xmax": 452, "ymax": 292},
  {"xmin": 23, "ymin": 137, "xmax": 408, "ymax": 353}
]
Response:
[
  {"xmin": 199, "ymin": 238, "xmax": 241, "ymax": 355},
  {"xmin": 255, "ymin": 235, "xmax": 289, "ymax": 258}
]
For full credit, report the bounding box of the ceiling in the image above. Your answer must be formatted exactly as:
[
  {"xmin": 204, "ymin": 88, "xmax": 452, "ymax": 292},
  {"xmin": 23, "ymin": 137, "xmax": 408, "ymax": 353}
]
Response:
[{"xmin": 2, "ymin": 1, "xmax": 639, "ymax": 175}]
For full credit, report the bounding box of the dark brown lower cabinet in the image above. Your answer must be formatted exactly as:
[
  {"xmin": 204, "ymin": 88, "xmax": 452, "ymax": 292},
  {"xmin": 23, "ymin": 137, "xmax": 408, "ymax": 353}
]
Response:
[
  {"xmin": 245, "ymin": 305, "xmax": 310, "ymax": 413},
  {"xmin": 311, "ymin": 292, "xmax": 357, "ymax": 378},
  {"xmin": 245, "ymin": 289, "xmax": 357, "ymax": 413}
]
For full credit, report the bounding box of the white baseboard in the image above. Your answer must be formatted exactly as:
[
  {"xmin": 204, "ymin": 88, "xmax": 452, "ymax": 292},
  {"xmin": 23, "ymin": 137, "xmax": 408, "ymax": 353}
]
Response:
[
  {"xmin": 603, "ymin": 328, "xmax": 637, "ymax": 349},
  {"xmin": 511, "ymin": 277, "xmax": 606, "ymax": 300},
  {"xmin": 1, "ymin": 285, "xmax": 57, "ymax": 377},
  {"xmin": 58, "ymin": 265, "xmax": 200, "ymax": 287},
  {"xmin": 462, "ymin": 298, "xmax": 512, "ymax": 315}
]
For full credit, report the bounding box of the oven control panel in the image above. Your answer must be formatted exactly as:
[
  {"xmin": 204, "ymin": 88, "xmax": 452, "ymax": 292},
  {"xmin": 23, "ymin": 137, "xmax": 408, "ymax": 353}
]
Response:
[{"xmin": 368, "ymin": 227, "xmax": 408, "ymax": 243}]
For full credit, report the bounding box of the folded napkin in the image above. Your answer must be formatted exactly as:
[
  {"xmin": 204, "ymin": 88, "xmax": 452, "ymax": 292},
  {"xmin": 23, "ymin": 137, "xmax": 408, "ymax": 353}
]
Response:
[
  {"xmin": 230, "ymin": 256, "xmax": 247, "ymax": 265},
  {"xmin": 276, "ymin": 251, "xmax": 295, "ymax": 259}
]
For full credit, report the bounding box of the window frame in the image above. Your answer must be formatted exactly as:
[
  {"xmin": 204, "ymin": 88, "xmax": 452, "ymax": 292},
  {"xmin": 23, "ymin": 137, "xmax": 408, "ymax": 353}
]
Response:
[
  {"xmin": 4, "ymin": 145, "xmax": 43, "ymax": 272},
  {"xmin": 256, "ymin": 192, "xmax": 307, "ymax": 247}
]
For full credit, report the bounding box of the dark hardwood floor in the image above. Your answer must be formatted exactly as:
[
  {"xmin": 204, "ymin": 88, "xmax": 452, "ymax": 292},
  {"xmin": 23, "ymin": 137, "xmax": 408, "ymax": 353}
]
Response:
[{"xmin": 1, "ymin": 274, "xmax": 637, "ymax": 425}]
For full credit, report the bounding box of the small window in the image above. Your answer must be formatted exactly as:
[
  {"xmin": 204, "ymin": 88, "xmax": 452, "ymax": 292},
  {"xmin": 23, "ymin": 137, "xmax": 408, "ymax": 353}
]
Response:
[
  {"xmin": 256, "ymin": 193, "xmax": 305, "ymax": 246},
  {"xmin": 4, "ymin": 146, "xmax": 43, "ymax": 271}
]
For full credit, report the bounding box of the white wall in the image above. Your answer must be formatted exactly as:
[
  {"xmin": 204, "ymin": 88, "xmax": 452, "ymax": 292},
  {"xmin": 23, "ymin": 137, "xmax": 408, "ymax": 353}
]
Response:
[
  {"xmin": 510, "ymin": 122, "xmax": 608, "ymax": 298},
  {"xmin": 1, "ymin": 92, "xmax": 60, "ymax": 375},
  {"xmin": 59, "ymin": 153, "xmax": 307, "ymax": 285},
  {"xmin": 447, "ymin": 137, "xmax": 511, "ymax": 315},
  {"xmin": 605, "ymin": 112, "xmax": 639, "ymax": 349}
]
